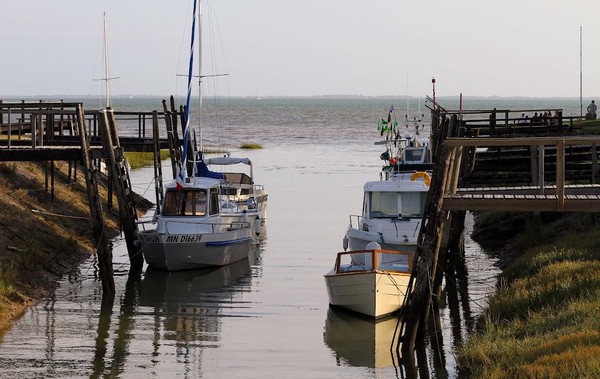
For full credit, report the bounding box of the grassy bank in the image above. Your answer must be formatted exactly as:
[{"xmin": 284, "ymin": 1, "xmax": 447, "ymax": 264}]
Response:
[
  {"xmin": 0, "ymin": 160, "xmax": 151, "ymax": 332},
  {"xmin": 458, "ymin": 213, "xmax": 600, "ymax": 378}
]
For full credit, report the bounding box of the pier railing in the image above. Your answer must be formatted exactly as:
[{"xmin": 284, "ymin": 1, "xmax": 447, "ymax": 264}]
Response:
[{"xmin": 442, "ymin": 136, "xmax": 600, "ymax": 212}]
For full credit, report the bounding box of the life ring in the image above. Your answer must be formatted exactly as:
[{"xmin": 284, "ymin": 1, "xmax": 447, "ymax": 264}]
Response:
[{"xmin": 410, "ymin": 171, "xmax": 431, "ymax": 187}]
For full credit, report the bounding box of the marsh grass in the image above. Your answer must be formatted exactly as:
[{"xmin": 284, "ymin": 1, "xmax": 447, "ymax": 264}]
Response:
[
  {"xmin": 240, "ymin": 142, "xmax": 263, "ymax": 150},
  {"xmin": 124, "ymin": 150, "xmax": 170, "ymax": 170},
  {"xmin": 458, "ymin": 214, "xmax": 600, "ymax": 378}
]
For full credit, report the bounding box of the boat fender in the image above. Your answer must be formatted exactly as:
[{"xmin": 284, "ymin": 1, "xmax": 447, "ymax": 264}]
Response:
[
  {"xmin": 242, "ymin": 210, "xmax": 249, "ymax": 226},
  {"xmin": 342, "ymin": 235, "xmax": 348, "ymax": 251},
  {"xmin": 366, "ymin": 241, "xmax": 381, "ymax": 250},
  {"xmin": 410, "ymin": 171, "xmax": 431, "ymax": 187},
  {"xmin": 254, "ymin": 216, "xmax": 262, "ymax": 236}
]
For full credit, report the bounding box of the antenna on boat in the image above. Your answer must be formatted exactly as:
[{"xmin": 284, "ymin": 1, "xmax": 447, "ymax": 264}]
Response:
[{"xmin": 580, "ymin": 26, "xmax": 583, "ymax": 121}]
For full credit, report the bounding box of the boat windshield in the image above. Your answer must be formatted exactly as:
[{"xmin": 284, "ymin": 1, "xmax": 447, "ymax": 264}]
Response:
[
  {"xmin": 162, "ymin": 189, "xmax": 208, "ymax": 216},
  {"xmin": 335, "ymin": 250, "xmax": 412, "ymax": 274},
  {"xmin": 403, "ymin": 147, "xmax": 426, "ymax": 164},
  {"xmin": 368, "ymin": 191, "xmax": 426, "ymax": 218}
]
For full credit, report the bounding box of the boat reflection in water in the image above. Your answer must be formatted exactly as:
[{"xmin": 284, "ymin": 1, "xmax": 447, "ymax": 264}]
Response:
[
  {"xmin": 138, "ymin": 256, "xmax": 254, "ymax": 364},
  {"xmin": 323, "ymin": 308, "xmax": 400, "ymax": 369}
]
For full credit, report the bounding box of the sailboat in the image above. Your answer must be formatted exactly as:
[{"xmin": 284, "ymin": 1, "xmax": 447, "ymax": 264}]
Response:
[{"xmin": 136, "ymin": 0, "xmax": 253, "ymax": 271}]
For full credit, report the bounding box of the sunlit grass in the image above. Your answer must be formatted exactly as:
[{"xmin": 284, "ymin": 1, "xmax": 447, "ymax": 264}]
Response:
[{"xmin": 458, "ymin": 214, "xmax": 600, "ymax": 378}]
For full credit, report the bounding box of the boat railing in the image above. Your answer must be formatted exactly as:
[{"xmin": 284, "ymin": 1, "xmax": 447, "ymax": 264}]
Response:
[{"xmin": 334, "ymin": 249, "xmax": 412, "ymax": 275}]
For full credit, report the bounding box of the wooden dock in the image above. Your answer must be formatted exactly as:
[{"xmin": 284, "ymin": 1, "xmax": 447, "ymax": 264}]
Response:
[
  {"xmin": 0, "ymin": 99, "xmax": 184, "ymax": 300},
  {"xmin": 396, "ymin": 100, "xmax": 600, "ymax": 357}
]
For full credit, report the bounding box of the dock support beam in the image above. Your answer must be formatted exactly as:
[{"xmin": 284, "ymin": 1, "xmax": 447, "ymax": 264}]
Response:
[
  {"xmin": 98, "ymin": 109, "xmax": 144, "ymax": 271},
  {"xmin": 401, "ymin": 145, "xmax": 453, "ymax": 356},
  {"xmin": 76, "ymin": 104, "xmax": 115, "ymax": 300}
]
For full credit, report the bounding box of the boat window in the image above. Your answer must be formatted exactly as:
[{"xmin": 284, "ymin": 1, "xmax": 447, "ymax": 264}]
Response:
[
  {"xmin": 400, "ymin": 192, "xmax": 427, "ymax": 217},
  {"xmin": 337, "ymin": 251, "xmax": 373, "ymax": 273},
  {"xmin": 221, "ymin": 187, "xmax": 237, "ymax": 196},
  {"xmin": 369, "ymin": 192, "xmax": 399, "ymax": 218},
  {"xmin": 161, "ymin": 189, "xmax": 207, "ymax": 216},
  {"xmin": 210, "ymin": 188, "xmax": 219, "ymax": 215},
  {"xmin": 404, "ymin": 147, "xmax": 425, "ymax": 164},
  {"xmin": 377, "ymin": 252, "xmax": 411, "ymax": 273}
]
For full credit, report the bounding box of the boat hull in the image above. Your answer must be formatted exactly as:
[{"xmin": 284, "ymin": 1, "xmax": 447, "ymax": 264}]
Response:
[
  {"xmin": 324, "ymin": 270, "xmax": 410, "ymax": 318},
  {"xmin": 137, "ymin": 228, "xmax": 252, "ymax": 271}
]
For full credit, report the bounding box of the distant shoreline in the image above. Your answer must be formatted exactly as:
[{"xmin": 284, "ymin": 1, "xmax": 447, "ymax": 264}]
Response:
[{"xmin": 0, "ymin": 94, "xmax": 596, "ymax": 101}]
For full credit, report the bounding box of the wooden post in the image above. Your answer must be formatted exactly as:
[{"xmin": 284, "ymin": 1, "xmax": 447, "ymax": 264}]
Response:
[
  {"xmin": 530, "ymin": 145, "xmax": 538, "ymax": 186},
  {"xmin": 30, "ymin": 114, "xmax": 36, "ymax": 148},
  {"xmin": 76, "ymin": 104, "xmax": 115, "ymax": 297},
  {"xmin": 538, "ymin": 145, "xmax": 545, "ymax": 194},
  {"xmin": 162, "ymin": 99, "xmax": 179, "ymax": 179},
  {"xmin": 592, "ymin": 144, "xmax": 598, "ymax": 185},
  {"xmin": 152, "ymin": 111, "xmax": 164, "ymax": 212},
  {"xmin": 51, "ymin": 161, "xmax": 55, "ymax": 200},
  {"xmin": 556, "ymin": 139, "xmax": 565, "ymax": 211},
  {"xmin": 7, "ymin": 108, "xmax": 11, "ymax": 149},
  {"xmin": 402, "ymin": 145, "xmax": 453, "ymax": 356},
  {"xmin": 99, "ymin": 109, "xmax": 144, "ymax": 271}
]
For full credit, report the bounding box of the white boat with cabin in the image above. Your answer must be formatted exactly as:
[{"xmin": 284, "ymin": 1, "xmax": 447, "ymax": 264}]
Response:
[
  {"xmin": 136, "ymin": 0, "xmax": 253, "ymax": 271},
  {"xmin": 344, "ymin": 169, "xmax": 430, "ymax": 255},
  {"xmin": 137, "ymin": 177, "xmax": 253, "ymax": 271},
  {"xmin": 324, "ymin": 247, "xmax": 413, "ymax": 318},
  {"xmin": 205, "ymin": 156, "xmax": 268, "ymax": 219},
  {"xmin": 344, "ymin": 106, "xmax": 432, "ymax": 255}
]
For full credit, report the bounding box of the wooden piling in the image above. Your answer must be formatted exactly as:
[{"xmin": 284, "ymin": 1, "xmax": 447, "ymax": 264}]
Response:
[
  {"xmin": 401, "ymin": 145, "xmax": 453, "ymax": 355},
  {"xmin": 98, "ymin": 109, "xmax": 144, "ymax": 271},
  {"xmin": 152, "ymin": 111, "xmax": 164, "ymax": 213},
  {"xmin": 76, "ymin": 104, "xmax": 115, "ymax": 296}
]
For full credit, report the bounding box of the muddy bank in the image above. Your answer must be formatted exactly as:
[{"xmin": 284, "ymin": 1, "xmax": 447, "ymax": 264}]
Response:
[{"xmin": 0, "ymin": 161, "xmax": 151, "ymax": 331}]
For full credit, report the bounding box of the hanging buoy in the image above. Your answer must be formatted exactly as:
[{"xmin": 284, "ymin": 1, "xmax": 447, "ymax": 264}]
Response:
[
  {"xmin": 342, "ymin": 235, "xmax": 348, "ymax": 251},
  {"xmin": 410, "ymin": 171, "xmax": 431, "ymax": 187},
  {"xmin": 254, "ymin": 216, "xmax": 262, "ymax": 236}
]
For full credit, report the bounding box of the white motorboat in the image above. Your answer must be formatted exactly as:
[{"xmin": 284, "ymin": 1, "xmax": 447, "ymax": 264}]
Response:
[
  {"xmin": 136, "ymin": 177, "xmax": 253, "ymax": 271},
  {"xmin": 324, "ymin": 248, "xmax": 413, "ymax": 318},
  {"xmin": 344, "ymin": 169, "xmax": 430, "ymax": 255},
  {"xmin": 201, "ymin": 155, "xmax": 267, "ymax": 235},
  {"xmin": 345, "ymin": 105, "xmax": 432, "ymax": 255},
  {"xmin": 206, "ymin": 156, "xmax": 268, "ymax": 219}
]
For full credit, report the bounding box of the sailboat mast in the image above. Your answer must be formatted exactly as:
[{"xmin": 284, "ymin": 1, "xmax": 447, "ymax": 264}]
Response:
[
  {"xmin": 103, "ymin": 12, "xmax": 110, "ymax": 108},
  {"xmin": 198, "ymin": 0, "xmax": 204, "ymax": 152}
]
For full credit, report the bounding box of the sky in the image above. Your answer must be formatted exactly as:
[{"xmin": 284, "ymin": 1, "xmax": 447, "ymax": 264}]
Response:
[{"xmin": 1, "ymin": 0, "xmax": 600, "ymax": 99}]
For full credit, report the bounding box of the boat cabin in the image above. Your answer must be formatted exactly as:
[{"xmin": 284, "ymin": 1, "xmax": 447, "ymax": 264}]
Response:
[
  {"xmin": 162, "ymin": 186, "xmax": 219, "ymax": 217},
  {"xmin": 362, "ymin": 181, "xmax": 428, "ymax": 220},
  {"xmin": 402, "ymin": 145, "xmax": 430, "ymax": 165}
]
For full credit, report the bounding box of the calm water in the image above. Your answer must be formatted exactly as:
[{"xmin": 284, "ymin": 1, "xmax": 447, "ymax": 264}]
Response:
[{"xmin": 0, "ymin": 96, "xmax": 573, "ymax": 378}]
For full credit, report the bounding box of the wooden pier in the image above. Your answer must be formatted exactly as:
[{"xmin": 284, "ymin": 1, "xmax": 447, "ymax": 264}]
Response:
[
  {"xmin": 396, "ymin": 100, "xmax": 600, "ymax": 356},
  {"xmin": 0, "ymin": 99, "xmax": 184, "ymax": 299}
]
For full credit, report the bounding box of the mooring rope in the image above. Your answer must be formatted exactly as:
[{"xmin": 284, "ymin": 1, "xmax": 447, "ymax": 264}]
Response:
[{"xmin": 31, "ymin": 209, "xmax": 90, "ymax": 220}]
